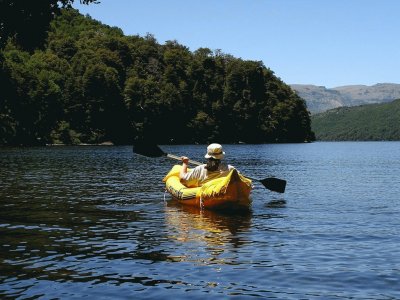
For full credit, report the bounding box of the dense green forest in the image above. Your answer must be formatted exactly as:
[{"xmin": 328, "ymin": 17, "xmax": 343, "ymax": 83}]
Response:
[
  {"xmin": 1, "ymin": 8, "xmax": 314, "ymax": 146},
  {"xmin": 311, "ymin": 99, "xmax": 400, "ymax": 140}
]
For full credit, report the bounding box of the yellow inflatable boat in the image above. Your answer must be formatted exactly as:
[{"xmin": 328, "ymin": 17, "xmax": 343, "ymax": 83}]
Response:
[{"xmin": 162, "ymin": 165, "xmax": 252, "ymax": 210}]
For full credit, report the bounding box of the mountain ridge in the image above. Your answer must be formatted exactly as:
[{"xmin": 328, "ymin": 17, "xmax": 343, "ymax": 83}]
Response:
[{"xmin": 291, "ymin": 83, "xmax": 400, "ymax": 114}]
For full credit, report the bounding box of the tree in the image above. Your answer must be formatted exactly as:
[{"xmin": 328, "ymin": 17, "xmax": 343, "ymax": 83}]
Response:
[
  {"xmin": 0, "ymin": 8, "xmax": 315, "ymax": 145},
  {"xmin": 2, "ymin": 47, "xmax": 37, "ymax": 144},
  {"xmin": 26, "ymin": 51, "xmax": 68, "ymax": 143},
  {"xmin": 0, "ymin": 0, "xmax": 98, "ymax": 50}
]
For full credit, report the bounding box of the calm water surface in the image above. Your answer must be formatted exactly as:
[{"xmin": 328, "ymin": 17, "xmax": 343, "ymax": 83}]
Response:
[{"xmin": 1, "ymin": 142, "xmax": 399, "ymax": 299}]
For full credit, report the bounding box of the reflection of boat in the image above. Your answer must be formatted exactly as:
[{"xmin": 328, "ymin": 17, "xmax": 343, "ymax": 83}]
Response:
[
  {"xmin": 162, "ymin": 165, "xmax": 252, "ymax": 210},
  {"xmin": 164, "ymin": 200, "xmax": 252, "ymax": 250}
]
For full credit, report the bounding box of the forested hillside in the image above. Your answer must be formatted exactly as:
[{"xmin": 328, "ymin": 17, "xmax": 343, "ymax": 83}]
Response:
[
  {"xmin": 311, "ymin": 99, "xmax": 400, "ymax": 140},
  {"xmin": 1, "ymin": 9, "xmax": 314, "ymax": 145}
]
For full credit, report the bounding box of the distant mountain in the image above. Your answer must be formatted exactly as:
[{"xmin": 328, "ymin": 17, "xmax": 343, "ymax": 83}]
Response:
[
  {"xmin": 310, "ymin": 99, "xmax": 400, "ymax": 141},
  {"xmin": 291, "ymin": 83, "xmax": 400, "ymax": 114}
]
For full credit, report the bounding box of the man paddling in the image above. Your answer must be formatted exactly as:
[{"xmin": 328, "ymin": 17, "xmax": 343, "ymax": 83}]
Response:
[{"xmin": 179, "ymin": 143, "xmax": 236, "ymax": 187}]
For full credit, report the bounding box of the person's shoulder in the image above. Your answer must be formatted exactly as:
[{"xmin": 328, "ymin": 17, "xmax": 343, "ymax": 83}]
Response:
[{"xmin": 219, "ymin": 163, "xmax": 235, "ymax": 171}]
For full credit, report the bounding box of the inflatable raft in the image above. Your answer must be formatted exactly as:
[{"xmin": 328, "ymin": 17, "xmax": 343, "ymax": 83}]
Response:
[{"xmin": 162, "ymin": 165, "xmax": 252, "ymax": 210}]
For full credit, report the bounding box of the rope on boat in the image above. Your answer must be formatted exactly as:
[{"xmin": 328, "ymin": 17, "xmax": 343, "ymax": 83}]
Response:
[{"xmin": 163, "ymin": 189, "xmax": 168, "ymax": 202}]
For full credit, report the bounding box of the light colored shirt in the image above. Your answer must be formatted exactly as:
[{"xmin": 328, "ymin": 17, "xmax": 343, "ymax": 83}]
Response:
[{"xmin": 181, "ymin": 163, "xmax": 235, "ymax": 187}]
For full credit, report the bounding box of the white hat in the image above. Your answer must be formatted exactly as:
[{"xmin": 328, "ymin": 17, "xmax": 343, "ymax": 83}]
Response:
[{"xmin": 205, "ymin": 143, "xmax": 225, "ymax": 160}]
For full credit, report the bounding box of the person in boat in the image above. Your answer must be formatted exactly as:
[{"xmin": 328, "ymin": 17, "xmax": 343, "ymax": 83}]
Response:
[{"xmin": 179, "ymin": 143, "xmax": 235, "ymax": 187}]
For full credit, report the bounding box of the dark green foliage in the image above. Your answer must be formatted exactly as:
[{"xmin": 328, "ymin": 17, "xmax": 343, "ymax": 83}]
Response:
[
  {"xmin": 0, "ymin": 0, "xmax": 98, "ymax": 50},
  {"xmin": 311, "ymin": 99, "xmax": 400, "ymax": 140},
  {"xmin": 0, "ymin": 8, "xmax": 314, "ymax": 145}
]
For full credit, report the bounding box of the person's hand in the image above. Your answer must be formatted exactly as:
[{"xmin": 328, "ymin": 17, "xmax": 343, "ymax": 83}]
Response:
[{"xmin": 181, "ymin": 156, "xmax": 189, "ymax": 164}]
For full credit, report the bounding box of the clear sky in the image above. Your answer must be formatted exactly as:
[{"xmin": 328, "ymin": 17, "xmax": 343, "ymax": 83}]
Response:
[{"xmin": 73, "ymin": 0, "xmax": 400, "ymax": 88}]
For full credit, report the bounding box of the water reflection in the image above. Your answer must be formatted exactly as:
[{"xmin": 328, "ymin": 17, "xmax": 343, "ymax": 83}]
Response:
[{"xmin": 164, "ymin": 201, "xmax": 252, "ymax": 264}]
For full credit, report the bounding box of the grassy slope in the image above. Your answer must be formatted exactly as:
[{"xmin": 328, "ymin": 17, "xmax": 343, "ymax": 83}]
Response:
[{"xmin": 311, "ymin": 99, "xmax": 400, "ymax": 141}]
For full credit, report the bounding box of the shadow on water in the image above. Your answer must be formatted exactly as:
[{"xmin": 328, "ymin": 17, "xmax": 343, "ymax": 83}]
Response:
[{"xmin": 265, "ymin": 198, "xmax": 287, "ymax": 208}]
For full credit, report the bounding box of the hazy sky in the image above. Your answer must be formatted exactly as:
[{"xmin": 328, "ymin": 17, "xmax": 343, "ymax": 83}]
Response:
[{"xmin": 73, "ymin": 0, "xmax": 400, "ymax": 88}]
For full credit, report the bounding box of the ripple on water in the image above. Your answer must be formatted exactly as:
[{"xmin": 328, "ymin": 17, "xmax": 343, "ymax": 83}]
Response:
[{"xmin": 1, "ymin": 144, "xmax": 400, "ymax": 299}]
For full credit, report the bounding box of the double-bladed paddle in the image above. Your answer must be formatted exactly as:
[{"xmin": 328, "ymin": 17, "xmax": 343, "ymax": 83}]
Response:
[{"xmin": 132, "ymin": 143, "xmax": 286, "ymax": 193}]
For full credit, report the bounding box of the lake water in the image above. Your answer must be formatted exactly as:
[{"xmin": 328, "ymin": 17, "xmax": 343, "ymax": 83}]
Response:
[{"xmin": 1, "ymin": 142, "xmax": 399, "ymax": 299}]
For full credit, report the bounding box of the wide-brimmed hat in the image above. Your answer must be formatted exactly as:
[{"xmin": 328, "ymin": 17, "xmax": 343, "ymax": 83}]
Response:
[{"xmin": 205, "ymin": 143, "xmax": 225, "ymax": 160}]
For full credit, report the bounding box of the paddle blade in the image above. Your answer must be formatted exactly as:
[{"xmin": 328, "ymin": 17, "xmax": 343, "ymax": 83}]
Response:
[
  {"xmin": 132, "ymin": 142, "xmax": 166, "ymax": 158},
  {"xmin": 259, "ymin": 177, "xmax": 286, "ymax": 193}
]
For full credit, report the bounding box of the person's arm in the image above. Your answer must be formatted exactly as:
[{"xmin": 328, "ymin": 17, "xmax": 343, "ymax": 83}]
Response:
[{"xmin": 179, "ymin": 156, "xmax": 190, "ymax": 179}]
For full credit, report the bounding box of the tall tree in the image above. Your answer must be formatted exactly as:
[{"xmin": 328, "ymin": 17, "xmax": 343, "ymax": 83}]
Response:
[
  {"xmin": 1, "ymin": 8, "xmax": 315, "ymax": 145},
  {"xmin": 0, "ymin": 0, "xmax": 98, "ymax": 50}
]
